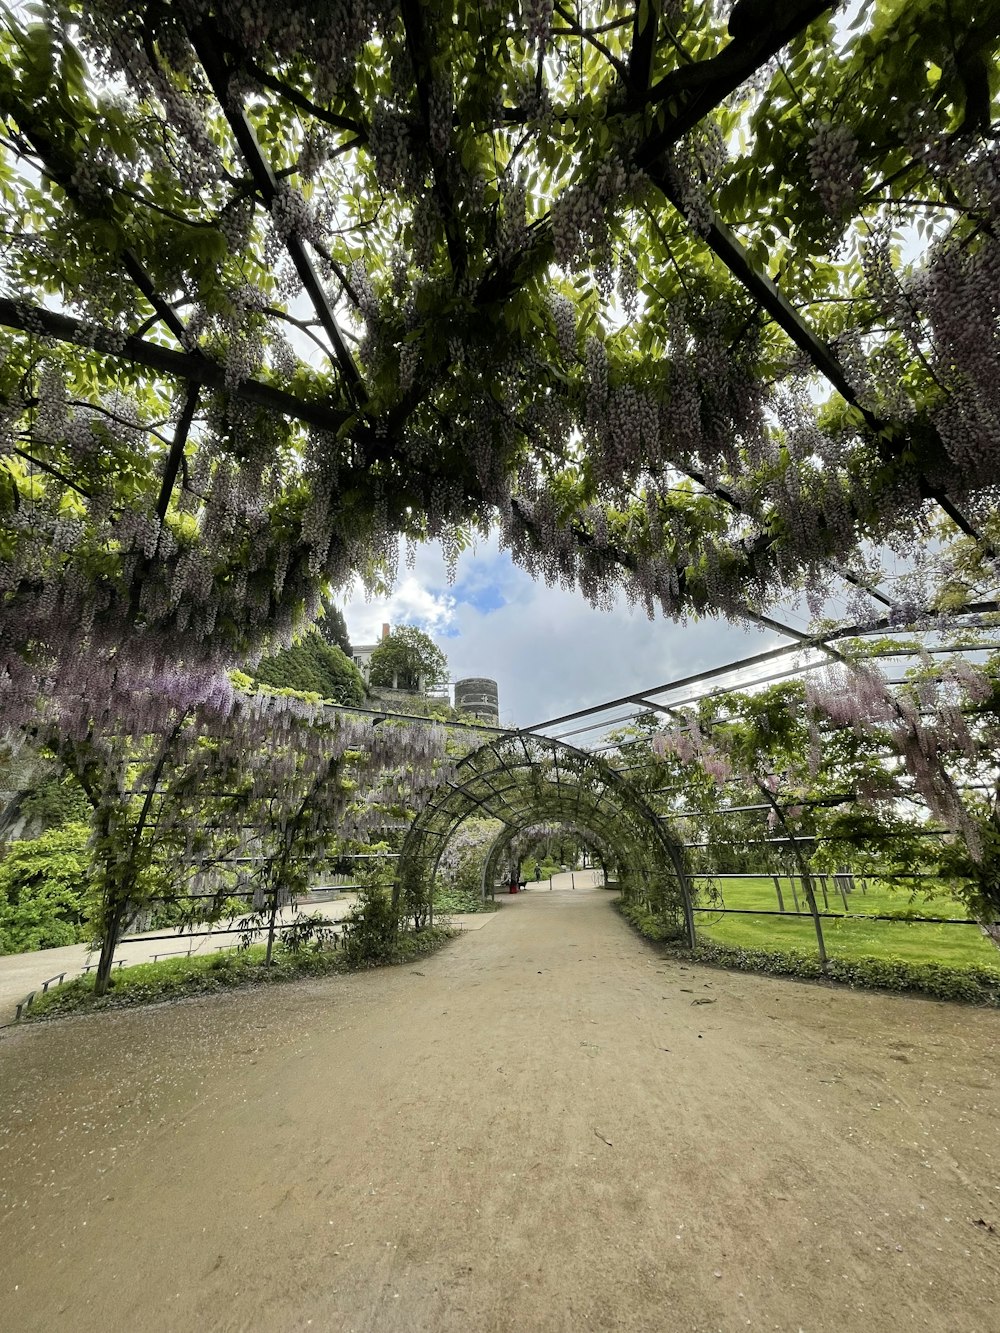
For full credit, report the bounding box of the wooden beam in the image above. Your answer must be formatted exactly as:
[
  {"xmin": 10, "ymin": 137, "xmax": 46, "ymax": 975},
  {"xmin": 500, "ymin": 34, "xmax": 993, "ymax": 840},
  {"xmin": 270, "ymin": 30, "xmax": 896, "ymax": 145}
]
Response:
[
  {"xmin": 155, "ymin": 384, "xmax": 199, "ymax": 523},
  {"xmin": 0, "ymin": 297, "xmax": 351, "ymax": 434},
  {"xmin": 189, "ymin": 25, "xmax": 366, "ymax": 406}
]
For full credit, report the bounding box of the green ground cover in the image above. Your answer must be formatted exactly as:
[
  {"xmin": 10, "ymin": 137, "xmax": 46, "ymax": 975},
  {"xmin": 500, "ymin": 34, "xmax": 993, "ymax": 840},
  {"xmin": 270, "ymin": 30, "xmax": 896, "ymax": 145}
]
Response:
[
  {"xmin": 695, "ymin": 876, "xmax": 1000, "ymax": 971},
  {"xmin": 432, "ymin": 886, "xmax": 501, "ymax": 915},
  {"xmin": 617, "ymin": 899, "xmax": 1000, "ymax": 1006},
  {"xmin": 24, "ymin": 927, "xmax": 454, "ymax": 1021}
]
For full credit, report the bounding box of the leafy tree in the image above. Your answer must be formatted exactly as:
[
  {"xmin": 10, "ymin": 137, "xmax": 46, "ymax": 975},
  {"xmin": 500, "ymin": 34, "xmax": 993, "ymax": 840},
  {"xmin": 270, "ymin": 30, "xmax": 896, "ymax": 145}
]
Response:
[
  {"xmin": 315, "ymin": 603, "xmax": 352, "ymax": 657},
  {"xmin": 18, "ymin": 773, "xmax": 91, "ymax": 831},
  {"xmin": 0, "ymin": 823, "xmax": 91, "ymax": 953},
  {"xmin": 368, "ymin": 627, "xmax": 449, "ymax": 693},
  {"xmin": 253, "ymin": 631, "xmax": 366, "ymax": 704}
]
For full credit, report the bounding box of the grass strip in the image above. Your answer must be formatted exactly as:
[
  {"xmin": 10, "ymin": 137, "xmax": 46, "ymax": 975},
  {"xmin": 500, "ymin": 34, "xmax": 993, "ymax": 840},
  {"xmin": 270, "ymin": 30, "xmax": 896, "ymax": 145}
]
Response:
[
  {"xmin": 24, "ymin": 928, "xmax": 454, "ymax": 1021},
  {"xmin": 616, "ymin": 900, "xmax": 1000, "ymax": 1006}
]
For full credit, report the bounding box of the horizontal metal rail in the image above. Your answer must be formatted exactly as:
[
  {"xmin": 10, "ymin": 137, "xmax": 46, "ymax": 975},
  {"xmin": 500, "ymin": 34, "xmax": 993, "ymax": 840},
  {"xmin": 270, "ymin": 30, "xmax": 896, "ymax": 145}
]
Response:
[
  {"xmin": 692, "ymin": 906, "xmax": 979, "ymax": 924},
  {"xmin": 668, "ymin": 797, "xmax": 855, "ymax": 817},
  {"xmin": 527, "ymin": 619, "xmax": 1000, "ymax": 735},
  {"xmin": 151, "ymin": 943, "xmax": 239, "ymax": 961},
  {"xmin": 13, "ymin": 971, "xmax": 68, "ymax": 1020},
  {"xmin": 139, "ymin": 883, "xmax": 360, "ymax": 903},
  {"xmin": 679, "ymin": 831, "xmax": 950, "ymax": 847},
  {"xmin": 686, "ymin": 870, "xmax": 967, "ymax": 881},
  {"xmin": 119, "ymin": 919, "xmax": 342, "ymax": 946}
]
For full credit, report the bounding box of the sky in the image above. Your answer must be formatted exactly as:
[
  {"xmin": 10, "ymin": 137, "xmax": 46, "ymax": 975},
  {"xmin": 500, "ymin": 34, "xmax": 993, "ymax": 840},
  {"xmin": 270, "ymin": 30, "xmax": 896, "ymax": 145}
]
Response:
[{"xmin": 339, "ymin": 536, "xmax": 789, "ymax": 731}]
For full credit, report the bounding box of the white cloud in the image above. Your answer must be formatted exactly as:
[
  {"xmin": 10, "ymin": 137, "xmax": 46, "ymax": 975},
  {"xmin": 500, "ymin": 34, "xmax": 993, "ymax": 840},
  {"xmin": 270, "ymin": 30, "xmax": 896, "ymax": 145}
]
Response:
[
  {"xmin": 340, "ymin": 574, "xmax": 456, "ymax": 647},
  {"xmin": 340, "ymin": 536, "xmax": 783, "ymax": 730}
]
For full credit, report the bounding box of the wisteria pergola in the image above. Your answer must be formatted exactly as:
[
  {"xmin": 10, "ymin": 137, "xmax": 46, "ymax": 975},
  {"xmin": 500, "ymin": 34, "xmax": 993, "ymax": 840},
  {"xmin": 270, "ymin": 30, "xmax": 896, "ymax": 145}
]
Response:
[
  {"xmin": 396, "ymin": 731, "xmax": 693, "ymax": 939},
  {"xmin": 3, "ymin": 0, "xmax": 1000, "ymax": 983},
  {"xmin": 2, "ymin": 0, "xmax": 999, "ymax": 726},
  {"xmin": 483, "ymin": 818, "xmax": 616, "ymax": 891}
]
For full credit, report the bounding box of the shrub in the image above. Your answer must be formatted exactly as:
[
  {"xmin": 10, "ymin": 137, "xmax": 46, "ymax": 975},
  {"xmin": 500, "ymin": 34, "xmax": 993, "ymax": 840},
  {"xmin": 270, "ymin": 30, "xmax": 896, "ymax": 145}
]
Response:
[
  {"xmin": 279, "ymin": 912, "xmax": 336, "ymax": 954},
  {"xmin": 689, "ymin": 937, "xmax": 1000, "ymax": 1005},
  {"xmin": 616, "ymin": 899, "xmax": 688, "ymax": 944},
  {"xmin": 0, "ymin": 823, "xmax": 92, "ymax": 952},
  {"xmin": 25, "ymin": 924, "xmax": 454, "ymax": 1018},
  {"xmin": 339, "ymin": 881, "xmax": 402, "ymax": 967},
  {"xmin": 434, "ymin": 886, "xmax": 500, "ymax": 915},
  {"xmin": 253, "ymin": 631, "xmax": 366, "ymax": 704}
]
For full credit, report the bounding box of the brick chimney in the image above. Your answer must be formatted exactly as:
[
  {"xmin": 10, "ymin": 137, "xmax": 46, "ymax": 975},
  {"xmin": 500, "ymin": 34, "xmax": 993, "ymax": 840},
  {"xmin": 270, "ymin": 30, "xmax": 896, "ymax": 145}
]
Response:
[{"xmin": 381, "ymin": 622, "xmax": 390, "ymax": 639}]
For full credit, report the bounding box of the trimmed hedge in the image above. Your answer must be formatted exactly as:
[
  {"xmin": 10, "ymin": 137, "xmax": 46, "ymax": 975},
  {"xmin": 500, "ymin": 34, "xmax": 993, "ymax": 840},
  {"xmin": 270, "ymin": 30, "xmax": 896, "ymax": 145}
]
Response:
[
  {"xmin": 253, "ymin": 631, "xmax": 366, "ymax": 704},
  {"xmin": 615, "ymin": 900, "xmax": 1000, "ymax": 1006}
]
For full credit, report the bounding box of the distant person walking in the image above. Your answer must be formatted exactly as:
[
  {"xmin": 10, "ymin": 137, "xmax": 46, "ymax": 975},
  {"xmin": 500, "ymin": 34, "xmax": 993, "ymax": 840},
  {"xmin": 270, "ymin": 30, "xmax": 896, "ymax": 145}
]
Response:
[{"xmin": 534, "ymin": 861, "xmax": 541, "ymax": 882}]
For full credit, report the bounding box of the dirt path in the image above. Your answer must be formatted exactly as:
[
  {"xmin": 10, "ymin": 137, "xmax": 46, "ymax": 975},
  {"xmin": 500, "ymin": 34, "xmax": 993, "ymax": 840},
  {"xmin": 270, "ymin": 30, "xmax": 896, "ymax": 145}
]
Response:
[{"xmin": 1, "ymin": 886, "xmax": 999, "ymax": 1333}]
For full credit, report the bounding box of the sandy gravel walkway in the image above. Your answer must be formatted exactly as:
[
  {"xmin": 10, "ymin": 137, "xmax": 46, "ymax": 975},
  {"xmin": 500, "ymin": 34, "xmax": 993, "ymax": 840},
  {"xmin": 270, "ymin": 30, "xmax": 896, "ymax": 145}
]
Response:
[{"xmin": 1, "ymin": 886, "xmax": 999, "ymax": 1332}]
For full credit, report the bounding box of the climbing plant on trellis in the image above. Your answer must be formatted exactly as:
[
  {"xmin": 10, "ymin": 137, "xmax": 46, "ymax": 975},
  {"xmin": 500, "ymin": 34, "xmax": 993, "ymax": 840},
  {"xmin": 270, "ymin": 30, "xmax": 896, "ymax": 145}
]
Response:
[
  {"xmin": 3, "ymin": 0, "xmax": 1000, "ymax": 978},
  {"xmin": 3, "ymin": 0, "xmax": 999, "ymax": 733},
  {"xmin": 397, "ymin": 732, "xmax": 693, "ymax": 937}
]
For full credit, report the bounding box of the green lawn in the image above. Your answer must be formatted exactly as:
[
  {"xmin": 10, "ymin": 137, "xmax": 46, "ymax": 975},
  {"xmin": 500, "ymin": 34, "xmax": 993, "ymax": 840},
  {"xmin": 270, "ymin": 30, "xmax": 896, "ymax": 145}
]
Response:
[
  {"xmin": 695, "ymin": 875, "xmax": 1000, "ymax": 971},
  {"xmin": 25, "ymin": 927, "xmax": 454, "ymax": 1020}
]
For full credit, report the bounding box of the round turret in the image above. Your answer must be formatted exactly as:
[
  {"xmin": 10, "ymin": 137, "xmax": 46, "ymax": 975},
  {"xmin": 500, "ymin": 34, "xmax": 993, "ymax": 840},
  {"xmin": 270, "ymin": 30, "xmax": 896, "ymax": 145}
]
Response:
[{"xmin": 454, "ymin": 677, "xmax": 499, "ymax": 722}]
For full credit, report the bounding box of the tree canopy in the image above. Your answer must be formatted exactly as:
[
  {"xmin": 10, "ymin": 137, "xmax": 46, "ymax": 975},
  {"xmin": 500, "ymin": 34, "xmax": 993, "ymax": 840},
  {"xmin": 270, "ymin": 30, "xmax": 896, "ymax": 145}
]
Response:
[
  {"xmin": 253, "ymin": 629, "xmax": 366, "ymax": 703},
  {"xmin": 2, "ymin": 0, "xmax": 999, "ymax": 734},
  {"xmin": 315, "ymin": 602, "xmax": 352, "ymax": 657},
  {"xmin": 368, "ymin": 625, "xmax": 449, "ymax": 691}
]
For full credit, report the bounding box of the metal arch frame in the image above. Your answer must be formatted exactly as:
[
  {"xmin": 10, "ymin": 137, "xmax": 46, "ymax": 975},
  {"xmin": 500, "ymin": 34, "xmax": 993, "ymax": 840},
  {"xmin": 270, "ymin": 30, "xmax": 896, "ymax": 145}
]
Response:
[
  {"xmin": 411, "ymin": 747, "xmax": 670, "ymax": 850},
  {"xmin": 481, "ymin": 820, "xmax": 617, "ymax": 898},
  {"xmin": 468, "ymin": 780, "xmax": 694, "ymax": 937},
  {"xmin": 480, "ymin": 793, "xmax": 632, "ymax": 870},
  {"xmin": 410, "ymin": 770, "xmax": 643, "ymax": 860},
  {"xmin": 396, "ymin": 732, "xmax": 696, "ymax": 945}
]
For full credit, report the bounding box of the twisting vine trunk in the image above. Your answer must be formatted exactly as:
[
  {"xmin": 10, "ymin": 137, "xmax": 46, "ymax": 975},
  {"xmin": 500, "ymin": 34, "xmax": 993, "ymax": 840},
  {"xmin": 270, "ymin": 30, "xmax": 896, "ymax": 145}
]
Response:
[
  {"xmin": 61, "ymin": 714, "xmax": 190, "ymax": 998},
  {"xmin": 93, "ymin": 880, "xmax": 128, "ymax": 996},
  {"xmin": 980, "ymin": 778, "xmax": 1000, "ymax": 949},
  {"xmin": 753, "ymin": 778, "xmax": 828, "ymax": 969}
]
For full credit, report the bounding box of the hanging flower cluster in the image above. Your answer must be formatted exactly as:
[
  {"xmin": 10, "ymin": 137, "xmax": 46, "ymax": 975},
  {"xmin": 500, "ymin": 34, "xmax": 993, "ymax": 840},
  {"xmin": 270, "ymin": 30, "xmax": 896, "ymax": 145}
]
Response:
[
  {"xmin": 805, "ymin": 659, "xmax": 992, "ymax": 858},
  {"xmin": 652, "ymin": 721, "xmax": 732, "ymax": 787},
  {"xmin": 807, "ymin": 122, "xmax": 863, "ymax": 219},
  {"xmin": 24, "ymin": 664, "xmax": 452, "ymax": 954},
  {"xmin": 2, "ymin": 0, "xmax": 999, "ymax": 782}
]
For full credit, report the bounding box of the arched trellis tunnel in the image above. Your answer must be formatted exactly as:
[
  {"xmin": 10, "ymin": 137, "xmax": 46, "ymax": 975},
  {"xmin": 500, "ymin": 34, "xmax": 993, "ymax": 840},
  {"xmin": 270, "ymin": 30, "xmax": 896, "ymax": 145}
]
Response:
[
  {"xmin": 482, "ymin": 820, "xmax": 616, "ymax": 897},
  {"xmin": 395, "ymin": 733, "xmax": 695, "ymax": 946}
]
